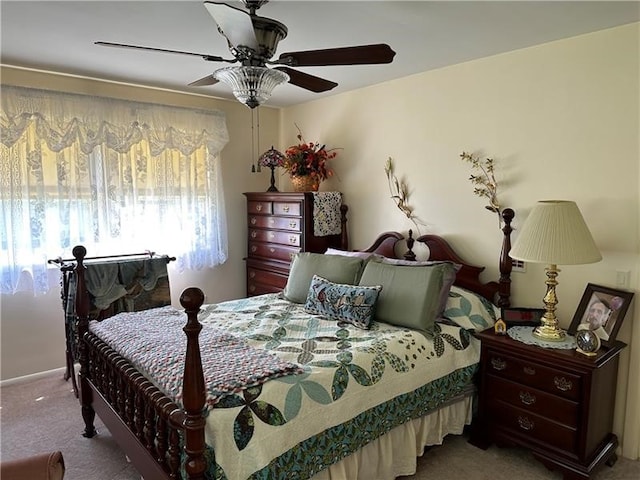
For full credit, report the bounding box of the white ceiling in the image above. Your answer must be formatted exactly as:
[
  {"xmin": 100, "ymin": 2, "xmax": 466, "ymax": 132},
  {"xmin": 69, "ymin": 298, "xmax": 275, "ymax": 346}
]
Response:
[{"xmin": 2, "ymin": 1, "xmax": 639, "ymax": 108}]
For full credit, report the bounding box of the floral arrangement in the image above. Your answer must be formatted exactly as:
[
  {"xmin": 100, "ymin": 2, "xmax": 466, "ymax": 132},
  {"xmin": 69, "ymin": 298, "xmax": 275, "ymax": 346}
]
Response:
[
  {"xmin": 459, "ymin": 151, "xmax": 501, "ymax": 225},
  {"xmin": 283, "ymin": 125, "xmax": 338, "ymax": 181}
]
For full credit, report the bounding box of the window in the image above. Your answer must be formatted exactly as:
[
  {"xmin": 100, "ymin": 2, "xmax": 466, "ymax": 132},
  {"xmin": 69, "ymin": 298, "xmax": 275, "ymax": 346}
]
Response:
[{"xmin": 1, "ymin": 86, "xmax": 230, "ymax": 295}]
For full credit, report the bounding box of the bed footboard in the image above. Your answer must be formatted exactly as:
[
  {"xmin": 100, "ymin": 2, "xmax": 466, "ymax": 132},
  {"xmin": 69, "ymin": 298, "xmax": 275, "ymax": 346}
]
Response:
[{"xmin": 74, "ymin": 245, "xmax": 208, "ymax": 480}]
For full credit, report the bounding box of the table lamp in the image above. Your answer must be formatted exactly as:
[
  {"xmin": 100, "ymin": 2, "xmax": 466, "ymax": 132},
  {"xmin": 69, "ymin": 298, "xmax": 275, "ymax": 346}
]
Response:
[{"xmin": 509, "ymin": 200, "xmax": 602, "ymax": 341}]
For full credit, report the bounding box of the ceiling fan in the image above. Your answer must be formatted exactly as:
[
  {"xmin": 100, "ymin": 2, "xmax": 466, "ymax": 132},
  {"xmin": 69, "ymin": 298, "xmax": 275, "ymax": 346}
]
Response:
[{"xmin": 95, "ymin": 0, "xmax": 396, "ymax": 108}]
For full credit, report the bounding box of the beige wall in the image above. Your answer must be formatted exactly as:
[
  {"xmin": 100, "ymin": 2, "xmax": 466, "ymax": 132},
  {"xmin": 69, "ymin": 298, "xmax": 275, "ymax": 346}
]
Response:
[
  {"xmin": 280, "ymin": 23, "xmax": 639, "ymax": 458},
  {"xmin": 0, "ymin": 66, "xmax": 280, "ymax": 379},
  {"xmin": 1, "ymin": 21, "xmax": 638, "ymax": 457}
]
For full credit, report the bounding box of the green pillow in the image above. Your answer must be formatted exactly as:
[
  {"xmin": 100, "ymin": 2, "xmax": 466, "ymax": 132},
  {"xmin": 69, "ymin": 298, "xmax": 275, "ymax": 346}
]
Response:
[
  {"xmin": 358, "ymin": 261, "xmax": 456, "ymax": 333},
  {"xmin": 283, "ymin": 253, "xmax": 364, "ymax": 303}
]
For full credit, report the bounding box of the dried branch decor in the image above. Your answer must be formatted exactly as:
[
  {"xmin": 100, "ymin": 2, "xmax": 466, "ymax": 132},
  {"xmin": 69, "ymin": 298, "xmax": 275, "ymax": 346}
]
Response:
[
  {"xmin": 459, "ymin": 151, "xmax": 502, "ymax": 226},
  {"xmin": 384, "ymin": 157, "xmax": 425, "ymax": 233}
]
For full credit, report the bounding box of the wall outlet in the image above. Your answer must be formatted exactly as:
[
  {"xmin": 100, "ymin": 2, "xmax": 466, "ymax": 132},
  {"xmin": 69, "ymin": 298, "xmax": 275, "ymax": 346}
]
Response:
[
  {"xmin": 616, "ymin": 270, "xmax": 630, "ymax": 289},
  {"xmin": 512, "ymin": 259, "xmax": 526, "ymax": 273}
]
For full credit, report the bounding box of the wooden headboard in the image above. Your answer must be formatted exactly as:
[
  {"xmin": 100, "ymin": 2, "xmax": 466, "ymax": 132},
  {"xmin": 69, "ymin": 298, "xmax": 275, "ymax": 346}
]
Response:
[{"xmin": 362, "ymin": 208, "xmax": 514, "ymax": 307}]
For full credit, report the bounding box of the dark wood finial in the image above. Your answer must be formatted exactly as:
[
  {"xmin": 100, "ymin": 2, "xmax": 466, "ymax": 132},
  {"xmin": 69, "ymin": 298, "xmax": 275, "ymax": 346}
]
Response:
[
  {"xmin": 180, "ymin": 288, "xmax": 205, "ymax": 313},
  {"xmin": 404, "ymin": 229, "xmax": 417, "ymax": 261}
]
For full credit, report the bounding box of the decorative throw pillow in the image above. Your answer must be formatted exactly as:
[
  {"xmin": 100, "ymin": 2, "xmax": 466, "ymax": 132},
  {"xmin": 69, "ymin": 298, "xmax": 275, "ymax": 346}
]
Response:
[
  {"xmin": 442, "ymin": 285, "xmax": 499, "ymax": 331},
  {"xmin": 283, "ymin": 252, "xmax": 364, "ymax": 304},
  {"xmin": 304, "ymin": 275, "xmax": 382, "ymax": 329},
  {"xmin": 357, "ymin": 260, "xmax": 457, "ymax": 334}
]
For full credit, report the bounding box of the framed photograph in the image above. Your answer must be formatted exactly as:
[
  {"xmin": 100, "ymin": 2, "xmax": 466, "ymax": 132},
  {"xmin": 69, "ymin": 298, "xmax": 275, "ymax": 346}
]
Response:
[
  {"xmin": 501, "ymin": 307, "xmax": 545, "ymax": 327},
  {"xmin": 568, "ymin": 283, "xmax": 634, "ymax": 347}
]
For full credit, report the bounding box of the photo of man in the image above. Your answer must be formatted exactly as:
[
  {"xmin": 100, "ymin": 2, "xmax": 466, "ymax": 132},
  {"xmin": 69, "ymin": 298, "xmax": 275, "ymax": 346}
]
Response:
[{"xmin": 578, "ymin": 295, "xmax": 611, "ymax": 340}]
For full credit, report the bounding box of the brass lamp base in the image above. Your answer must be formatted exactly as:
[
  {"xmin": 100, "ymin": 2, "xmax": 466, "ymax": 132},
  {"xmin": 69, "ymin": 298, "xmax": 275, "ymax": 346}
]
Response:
[
  {"xmin": 532, "ymin": 263, "xmax": 566, "ymax": 342},
  {"xmin": 532, "ymin": 323, "xmax": 566, "ymax": 341}
]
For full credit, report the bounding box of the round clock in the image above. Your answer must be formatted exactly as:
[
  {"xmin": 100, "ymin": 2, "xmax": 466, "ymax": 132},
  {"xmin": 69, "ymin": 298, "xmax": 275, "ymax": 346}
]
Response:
[{"xmin": 575, "ymin": 329, "xmax": 601, "ymax": 356}]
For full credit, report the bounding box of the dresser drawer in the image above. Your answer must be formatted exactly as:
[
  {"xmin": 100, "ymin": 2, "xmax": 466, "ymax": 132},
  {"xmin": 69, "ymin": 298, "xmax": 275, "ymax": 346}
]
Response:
[
  {"xmin": 247, "ymin": 201, "xmax": 273, "ymax": 215},
  {"xmin": 249, "ymin": 215, "xmax": 301, "ymax": 232},
  {"xmin": 249, "ymin": 229, "xmax": 300, "ymax": 247},
  {"xmin": 489, "ymin": 399, "xmax": 577, "ymax": 453},
  {"xmin": 248, "ymin": 242, "xmax": 299, "ymax": 262},
  {"xmin": 486, "ymin": 375, "xmax": 579, "ymax": 427},
  {"xmin": 486, "ymin": 348, "xmax": 581, "ymax": 401},
  {"xmin": 248, "ymin": 281, "xmax": 285, "ymax": 296},
  {"xmin": 247, "ymin": 268, "xmax": 288, "ymax": 297},
  {"xmin": 273, "ymin": 202, "xmax": 301, "ymax": 216}
]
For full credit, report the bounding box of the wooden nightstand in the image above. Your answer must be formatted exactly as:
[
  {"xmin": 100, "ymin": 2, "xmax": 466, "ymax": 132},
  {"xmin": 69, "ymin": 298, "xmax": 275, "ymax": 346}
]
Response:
[{"xmin": 470, "ymin": 328, "xmax": 625, "ymax": 480}]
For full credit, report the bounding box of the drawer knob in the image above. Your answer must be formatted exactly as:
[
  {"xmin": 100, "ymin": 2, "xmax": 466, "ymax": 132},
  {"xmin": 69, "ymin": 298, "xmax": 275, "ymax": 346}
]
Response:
[
  {"xmin": 268, "ymin": 232, "xmax": 275, "ymax": 239},
  {"xmin": 517, "ymin": 416, "xmax": 535, "ymax": 431},
  {"xmin": 289, "ymin": 221, "xmax": 297, "ymax": 228},
  {"xmin": 283, "ymin": 205, "xmax": 290, "ymax": 212},
  {"xmin": 256, "ymin": 204, "xmax": 263, "ymax": 212},
  {"xmin": 249, "ymin": 285, "xmax": 255, "ymax": 292},
  {"xmin": 250, "ymin": 217, "xmax": 257, "ymax": 225},
  {"xmin": 269, "ymin": 248, "xmax": 275, "ymax": 253},
  {"xmin": 554, "ymin": 376, "xmax": 573, "ymax": 392},
  {"xmin": 523, "ymin": 366, "xmax": 536, "ymax": 375},
  {"xmin": 491, "ymin": 358, "xmax": 506, "ymax": 371},
  {"xmin": 251, "ymin": 246, "xmax": 257, "ymax": 253},
  {"xmin": 519, "ymin": 391, "xmax": 536, "ymax": 406},
  {"xmin": 249, "ymin": 271, "xmax": 255, "ymax": 278},
  {"xmin": 269, "ymin": 218, "xmax": 275, "ymax": 225},
  {"xmin": 251, "ymin": 231, "xmax": 257, "ymax": 238},
  {"xmin": 289, "ymin": 235, "xmax": 297, "ymax": 244}
]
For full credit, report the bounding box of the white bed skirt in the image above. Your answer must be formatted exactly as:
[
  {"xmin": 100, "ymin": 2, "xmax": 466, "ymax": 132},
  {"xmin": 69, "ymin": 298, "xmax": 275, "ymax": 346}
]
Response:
[{"xmin": 312, "ymin": 394, "xmax": 473, "ymax": 480}]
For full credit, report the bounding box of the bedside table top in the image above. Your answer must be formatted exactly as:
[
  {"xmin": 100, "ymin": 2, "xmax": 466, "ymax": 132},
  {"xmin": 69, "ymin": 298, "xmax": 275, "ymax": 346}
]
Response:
[{"xmin": 475, "ymin": 328, "xmax": 625, "ymax": 368}]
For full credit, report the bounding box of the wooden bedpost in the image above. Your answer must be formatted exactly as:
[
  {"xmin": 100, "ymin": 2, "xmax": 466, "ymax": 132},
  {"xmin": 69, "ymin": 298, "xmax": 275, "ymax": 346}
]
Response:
[
  {"xmin": 498, "ymin": 208, "xmax": 515, "ymax": 308},
  {"xmin": 180, "ymin": 287, "xmax": 207, "ymax": 480},
  {"xmin": 73, "ymin": 245, "xmax": 97, "ymax": 438}
]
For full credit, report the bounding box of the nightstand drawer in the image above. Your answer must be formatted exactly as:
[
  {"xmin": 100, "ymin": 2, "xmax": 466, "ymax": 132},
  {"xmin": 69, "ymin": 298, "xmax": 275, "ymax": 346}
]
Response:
[
  {"xmin": 249, "ymin": 229, "xmax": 301, "ymax": 246},
  {"xmin": 486, "ymin": 348, "xmax": 581, "ymax": 401},
  {"xmin": 273, "ymin": 202, "xmax": 301, "ymax": 216},
  {"xmin": 490, "ymin": 400, "xmax": 577, "ymax": 453},
  {"xmin": 247, "ymin": 201, "xmax": 273, "ymax": 215},
  {"xmin": 249, "ymin": 215, "xmax": 301, "ymax": 231},
  {"xmin": 486, "ymin": 375, "xmax": 579, "ymax": 427},
  {"xmin": 248, "ymin": 242, "xmax": 299, "ymax": 262}
]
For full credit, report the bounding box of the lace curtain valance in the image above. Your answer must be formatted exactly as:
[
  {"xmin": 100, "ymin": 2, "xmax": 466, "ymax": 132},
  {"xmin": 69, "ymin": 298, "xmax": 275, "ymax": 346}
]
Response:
[
  {"xmin": 1, "ymin": 85, "xmax": 230, "ymax": 295},
  {"xmin": 1, "ymin": 85, "xmax": 229, "ymax": 155}
]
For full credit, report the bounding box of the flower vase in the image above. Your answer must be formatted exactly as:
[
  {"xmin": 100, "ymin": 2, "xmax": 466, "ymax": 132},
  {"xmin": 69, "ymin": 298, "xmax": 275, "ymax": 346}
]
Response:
[{"xmin": 291, "ymin": 175, "xmax": 319, "ymax": 192}]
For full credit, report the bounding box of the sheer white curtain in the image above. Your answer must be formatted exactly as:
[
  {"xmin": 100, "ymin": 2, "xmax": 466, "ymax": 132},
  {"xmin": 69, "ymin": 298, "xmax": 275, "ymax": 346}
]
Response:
[{"xmin": 1, "ymin": 85, "xmax": 230, "ymax": 295}]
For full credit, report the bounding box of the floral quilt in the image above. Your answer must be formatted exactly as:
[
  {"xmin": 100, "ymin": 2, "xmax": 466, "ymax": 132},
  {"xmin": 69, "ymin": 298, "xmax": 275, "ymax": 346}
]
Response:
[{"xmin": 90, "ymin": 293, "xmax": 481, "ymax": 480}]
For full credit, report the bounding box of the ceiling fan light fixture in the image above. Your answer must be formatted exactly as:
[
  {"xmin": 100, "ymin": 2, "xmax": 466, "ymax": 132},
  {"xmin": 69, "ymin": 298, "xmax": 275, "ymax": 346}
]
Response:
[{"xmin": 213, "ymin": 66, "xmax": 289, "ymax": 108}]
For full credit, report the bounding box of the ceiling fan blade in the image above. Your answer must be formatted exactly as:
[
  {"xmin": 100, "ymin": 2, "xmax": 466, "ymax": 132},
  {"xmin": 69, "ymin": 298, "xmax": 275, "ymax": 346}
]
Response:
[
  {"xmin": 274, "ymin": 67, "xmax": 337, "ymax": 93},
  {"xmin": 277, "ymin": 44, "xmax": 396, "ymax": 67},
  {"xmin": 95, "ymin": 41, "xmax": 228, "ymax": 63},
  {"xmin": 204, "ymin": 1, "xmax": 258, "ymax": 50},
  {"xmin": 188, "ymin": 74, "xmax": 220, "ymax": 87}
]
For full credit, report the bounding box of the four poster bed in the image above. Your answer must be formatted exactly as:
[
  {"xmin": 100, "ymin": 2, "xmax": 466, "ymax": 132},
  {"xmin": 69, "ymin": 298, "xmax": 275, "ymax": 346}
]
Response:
[{"xmin": 70, "ymin": 208, "xmax": 514, "ymax": 480}]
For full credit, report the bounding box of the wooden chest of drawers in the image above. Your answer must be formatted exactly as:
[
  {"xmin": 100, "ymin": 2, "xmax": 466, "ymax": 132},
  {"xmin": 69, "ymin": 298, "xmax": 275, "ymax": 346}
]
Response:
[
  {"xmin": 243, "ymin": 192, "xmax": 348, "ymax": 297},
  {"xmin": 470, "ymin": 329, "xmax": 625, "ymax": 480}
]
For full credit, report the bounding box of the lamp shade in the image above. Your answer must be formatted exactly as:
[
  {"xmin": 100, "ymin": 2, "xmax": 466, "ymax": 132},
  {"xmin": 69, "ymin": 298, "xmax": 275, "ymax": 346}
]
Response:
[
  {"xmin": 213, "ymin": 66, "xmax": 289, "ymax": 109},
  {"xmin": 510, "ymin": 200, "xmax": 602, "ymax": 265}
]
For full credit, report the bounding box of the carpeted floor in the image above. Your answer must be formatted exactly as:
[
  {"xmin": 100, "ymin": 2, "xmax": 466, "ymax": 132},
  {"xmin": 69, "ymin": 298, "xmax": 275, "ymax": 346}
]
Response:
[{"xmin": 1, "ymin": 371, "xmax": 638, "ymax": 480}]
